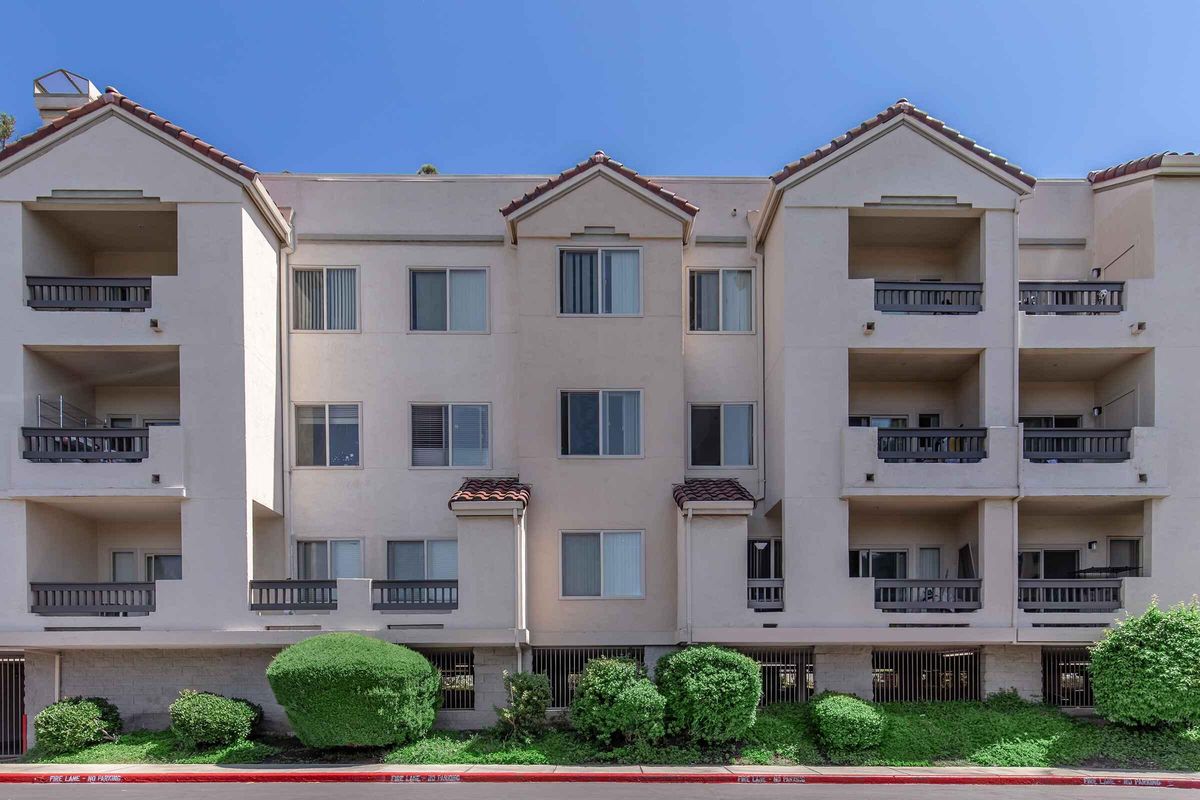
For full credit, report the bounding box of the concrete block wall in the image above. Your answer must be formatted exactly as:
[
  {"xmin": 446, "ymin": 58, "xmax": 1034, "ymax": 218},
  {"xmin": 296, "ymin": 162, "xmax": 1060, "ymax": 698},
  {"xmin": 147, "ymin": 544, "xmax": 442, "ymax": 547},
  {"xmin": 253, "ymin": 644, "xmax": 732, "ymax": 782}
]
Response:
[
  {"xmin": 435, "ymin": 646, "xmax": 514, "ymax": 731},
  {"xmin": 814, "ymin": 645, "xmax": 874, "ymax": 699},
  {"xmin": 981, "ymin": 644, "xmax": 1042, "ymax": 701}
]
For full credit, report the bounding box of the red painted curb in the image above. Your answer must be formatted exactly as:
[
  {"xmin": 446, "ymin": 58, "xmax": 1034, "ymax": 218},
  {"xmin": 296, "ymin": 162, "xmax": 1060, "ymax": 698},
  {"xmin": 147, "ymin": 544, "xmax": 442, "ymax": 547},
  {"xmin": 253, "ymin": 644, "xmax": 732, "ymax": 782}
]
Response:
[{"xmin": 0, "ymin": 772, "xmax": 1196, "ymax": 788}]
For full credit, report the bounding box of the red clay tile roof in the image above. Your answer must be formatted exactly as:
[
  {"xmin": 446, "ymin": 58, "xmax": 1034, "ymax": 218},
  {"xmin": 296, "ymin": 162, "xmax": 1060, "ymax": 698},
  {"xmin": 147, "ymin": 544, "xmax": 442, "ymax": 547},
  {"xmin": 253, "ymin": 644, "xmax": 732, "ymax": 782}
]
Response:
[
  {"xmin": 449, "ymin": 477, "xmax": 531, "ymax": 508},
  {"xmin": 770, "ymin": 98, "xmax": 1036, "ymax": 188},
  {"xmin": 0, "ymin": 86, "xmax": 259, "ymax": 181},
  {"xmin": 1087, "ymin": 151, "xmax": 1197, "ymax": 184},
  {"xmin": 500, "ymin": 151, "xmax": 699, "ymax": 217},
  {"xmin": 672, "ymin": 478, "xmax": 755, "ymax": 509}
]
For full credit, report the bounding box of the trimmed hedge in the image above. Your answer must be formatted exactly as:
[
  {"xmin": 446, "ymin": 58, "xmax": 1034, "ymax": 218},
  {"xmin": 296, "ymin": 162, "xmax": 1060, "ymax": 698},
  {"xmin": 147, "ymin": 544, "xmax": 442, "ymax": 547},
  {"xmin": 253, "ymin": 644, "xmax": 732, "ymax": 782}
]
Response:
[
  {"xmin": 811, "ymin": 692, "xmax": 884, "ymax": 752},
  {"xmin": 655, "ymin": 646, "xmax": 761, "ymax": 743},
  {"xmin": 570, "ymin": 658, "xmax": 665, "ymax": 744},
  {"xmin": 266, "ymin": 633, "xmax": 441, "ymax": 748},
  {"xmin": 169, "ymin": 691, "xmax": 257, "ymax": 749},
  {"xmin": 494, "ymin": 670, "xmax": 552, "ymax": 742},
  {"xmin": 1091, "ymin": 600, "xmax": 1200, "ymax": 727},
  {"xmin": 34, "ymin": 697, "xmax": 123, "ymax": 756}
]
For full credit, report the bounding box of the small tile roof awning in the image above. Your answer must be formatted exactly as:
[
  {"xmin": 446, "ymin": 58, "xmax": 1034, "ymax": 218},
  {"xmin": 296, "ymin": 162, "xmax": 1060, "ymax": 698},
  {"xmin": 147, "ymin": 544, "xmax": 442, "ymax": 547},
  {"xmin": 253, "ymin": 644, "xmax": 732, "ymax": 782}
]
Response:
[
  {"xmin": 1087, "ymin": 151, "xmax": 1197, "ymax": 184},
  {"xmin": 769, "ymin": 98, "xmax": 1036, "ymax": 189},
  {"xmin": 0, "ymin": 86, "xmax": 259, "ymax": 181},
  {"xmin": 672, "ymin": 478, "xmax": 755, "ymax": 509},
  {"xmin": 500, "ymin": 150, "xmax": 699, "ymax": 217},
  {"xmin": 448, "ymin": 477, "xmax": 531, "ymax": 509}
]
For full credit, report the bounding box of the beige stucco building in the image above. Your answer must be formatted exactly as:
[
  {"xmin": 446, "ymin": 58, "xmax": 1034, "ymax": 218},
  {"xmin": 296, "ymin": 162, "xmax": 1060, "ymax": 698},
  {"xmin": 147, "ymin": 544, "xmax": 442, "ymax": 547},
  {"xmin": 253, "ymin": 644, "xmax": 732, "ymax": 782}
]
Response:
[{"xmin": 0, "ymin": 70, "xmax": 1195, "ymax": 749}]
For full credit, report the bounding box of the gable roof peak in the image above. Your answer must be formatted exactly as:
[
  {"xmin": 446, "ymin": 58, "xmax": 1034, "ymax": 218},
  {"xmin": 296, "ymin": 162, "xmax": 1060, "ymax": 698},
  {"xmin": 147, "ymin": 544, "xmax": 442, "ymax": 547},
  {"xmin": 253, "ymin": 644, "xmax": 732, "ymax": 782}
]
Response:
[{"xmin": 769, "ymin": 98, "xmax": 1036, "ymax": 189}]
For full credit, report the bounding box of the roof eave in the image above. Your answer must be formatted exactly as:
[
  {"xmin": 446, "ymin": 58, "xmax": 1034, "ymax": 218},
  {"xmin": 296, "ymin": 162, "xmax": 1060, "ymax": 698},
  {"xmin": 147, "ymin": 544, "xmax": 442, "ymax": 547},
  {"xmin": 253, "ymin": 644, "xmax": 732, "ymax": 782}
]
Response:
[
  {"xmin": 678, "ymin": 500, "xmax": 755, "ymax": 515},
  {"xmin": 450, "ymin": 500, "xmax": 526, "ymax": 516}
]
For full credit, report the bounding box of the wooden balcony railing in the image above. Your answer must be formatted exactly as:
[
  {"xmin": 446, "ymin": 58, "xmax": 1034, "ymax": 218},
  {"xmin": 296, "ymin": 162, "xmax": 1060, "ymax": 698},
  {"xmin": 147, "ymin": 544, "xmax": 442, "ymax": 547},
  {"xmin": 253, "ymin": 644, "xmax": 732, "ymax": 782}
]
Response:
[
  {"xmin": 873, "ymin": 579, "xmax": 982, "ymax": 612},
  {"xmin": 372, "ymin": 580, "xmax": 458, "ymax": 611},
  {"xmin": 747, "ymin": 578, "xmax": 784, "ymax": 611},
  {"xmin": 249, "ymin": 580, "xmax": 337, "ymax": 611},
  {"xmin": 874, "ymin": 281, "xmax": 983, "ymax": 314},
  {"xmin": 877, "ymin": 428, "xmax": 987, "ymax": 463},
  {"xmin": 1023, "ymin": 429, "xmax": 1131, "ymax": 462},
  {"xmin": 1018, "ymin": 579, "xmax": 1122, "ymax": 612},
  {"xmin": 22, "ymin": 427, "xmax": 150, "ymax": 463},
  {"xmin": 30, "ymin": 582, "xmax": 155, "ymax": 615},
  {"xmin": 26, "ymin": 276, "xmax": 152, "ymax": 311},
  {"xmin": 1019, "ymin": 281, "xmax": 1124, "ymax": 315}
]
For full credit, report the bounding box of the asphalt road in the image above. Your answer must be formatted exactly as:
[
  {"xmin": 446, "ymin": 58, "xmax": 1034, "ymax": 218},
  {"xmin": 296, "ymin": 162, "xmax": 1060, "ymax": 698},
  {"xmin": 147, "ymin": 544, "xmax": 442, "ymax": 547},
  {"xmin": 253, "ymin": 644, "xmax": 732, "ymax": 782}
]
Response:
[{"xmin": 0, "ymin": 785, "xmax": 1195, "ymax": 800}]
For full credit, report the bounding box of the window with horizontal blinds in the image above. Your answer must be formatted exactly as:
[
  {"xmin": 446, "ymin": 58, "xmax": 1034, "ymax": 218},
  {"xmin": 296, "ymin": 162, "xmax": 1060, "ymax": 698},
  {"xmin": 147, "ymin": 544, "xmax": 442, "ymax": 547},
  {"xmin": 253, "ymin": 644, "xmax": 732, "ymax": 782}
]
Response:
[{"xmin": 412, "ymin": 405, "xmax": 449, "ymax": 466}]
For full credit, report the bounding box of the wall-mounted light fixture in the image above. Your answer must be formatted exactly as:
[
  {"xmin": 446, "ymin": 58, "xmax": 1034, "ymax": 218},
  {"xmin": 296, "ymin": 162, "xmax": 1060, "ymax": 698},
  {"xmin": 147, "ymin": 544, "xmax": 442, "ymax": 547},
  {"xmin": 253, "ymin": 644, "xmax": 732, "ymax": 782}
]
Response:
[
  {"xmin": 1088, "ymin": 540, "xmax": 1098, "ymax": 551},
  {"xmin": 149, "ymin": 318, "xmax": 162, "ymax": 332},
  {"xmin": 1130, "ymin": 321, "xmax": 1146, "ymax": 335},
  {"xmin": 865, "ymin": 473, "xmax": 875, "ymax": 483},
  {"xmin": 1091, "ymin": 267, "xmax": 1103, "ymax": 279},
  {"xmin": 1139, "ymin": 473, "xmax": 1149, "ymax": 483},
  {"xmin": 863, "ymin": 321, "xmax": 875, "ymax": 335},
  {"xmin": 1092, "ymin": 406, "xmax": 1103, "ymax": 418}
]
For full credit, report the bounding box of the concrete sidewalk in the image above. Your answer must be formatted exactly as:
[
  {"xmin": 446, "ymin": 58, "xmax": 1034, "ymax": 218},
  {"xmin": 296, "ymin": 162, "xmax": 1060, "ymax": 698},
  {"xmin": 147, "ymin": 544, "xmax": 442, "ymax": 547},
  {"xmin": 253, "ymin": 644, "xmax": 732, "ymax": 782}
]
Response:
[{"xmin": 0, "ymin": 763, "xmax": 1199, "ymax": 788}]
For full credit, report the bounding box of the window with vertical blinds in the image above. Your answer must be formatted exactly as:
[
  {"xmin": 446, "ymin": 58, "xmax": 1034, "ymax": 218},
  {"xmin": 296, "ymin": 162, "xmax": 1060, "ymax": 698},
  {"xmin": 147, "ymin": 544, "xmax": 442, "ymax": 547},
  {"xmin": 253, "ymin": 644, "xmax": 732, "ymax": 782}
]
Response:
[
  {"xmin": 295, "ymin": 403, "xmax": 360, "ymax": 467},
  {"xmin": 411, "ymin": 268, "xmax": 487, "ymax": 332},
  {"xmin": 388, "ymin": 540, "xmax": 458, "ymax": 580},
  {"xmin": 561, "ymin": 530, "xmax": 643, "ymax": 598},
  {"xmin": 689, "ymin": 403, "xmax": 754, "ymax": 467},
  {"xmin": 293, "ymin": 268, "xmax": 357, "ymax": 331},
  {"xmin": 411, "ymin": 403, "xmax": 489, "ymax": 467},
  {"xmin": 560, "ymin": 390, "xmax": 641, "ymax": 456},
  {"xmin": 560, "ymin": 249, "xmax": 640, "ymax": 315},
  {"xmin": 689, "ymin": 268, "xmax": 752, "ymax": 332}
]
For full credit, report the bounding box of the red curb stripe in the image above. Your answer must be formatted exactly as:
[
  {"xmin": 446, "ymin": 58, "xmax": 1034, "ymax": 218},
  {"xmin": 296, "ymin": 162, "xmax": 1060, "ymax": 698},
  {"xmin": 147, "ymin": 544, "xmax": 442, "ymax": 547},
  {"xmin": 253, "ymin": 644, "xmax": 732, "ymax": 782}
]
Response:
[{"xmin": 0, "ymin": 772, "xmax": 1197, "ymax": 789}]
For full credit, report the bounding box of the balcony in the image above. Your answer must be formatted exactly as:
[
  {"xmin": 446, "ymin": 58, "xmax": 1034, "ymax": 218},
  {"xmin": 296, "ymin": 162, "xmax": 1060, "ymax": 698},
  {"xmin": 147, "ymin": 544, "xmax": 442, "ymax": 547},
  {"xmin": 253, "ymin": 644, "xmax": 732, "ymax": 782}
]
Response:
[
  {"xmin": 873, "ymin": 578, "xmax": 982, "ymax": 612},
  {"xmin": 1018, "ymin": 579, "xmax": 1123, "ymax": 612},
  {"xmin": 26, "ymin": 276, "xmax": 153, "ymax": 312},
  {"xmin": 747, "ymin": 578, "xmax": 784, "ymax": 611},
  {"xmin": 1019, "ymin": 281, "xmax": 1124, "ymax": 315},
  {"xmin": 877, "ymin": 428, "xmax": 987, "ymax": 463},
  {"xmin": 372, "ymin": 579, "xmax": 459, "ymax": 611},
  {"xmin": 30, "ymin": 582, "xmax": 156, "ymax": 615},
  {"xmin": 23, "ymin": 425, "xmax": 149, "ymax": 463},
  {"xmin": 248, "ymin": 580, "xmax": 337, "ymax": 611},
  {"xmin": 1023, "ymin": 429, "xmax": 1130, "ymax": 462},
  {"xmin": 874, "ymin": 282, "xmax": 982, "ymax": 314}
]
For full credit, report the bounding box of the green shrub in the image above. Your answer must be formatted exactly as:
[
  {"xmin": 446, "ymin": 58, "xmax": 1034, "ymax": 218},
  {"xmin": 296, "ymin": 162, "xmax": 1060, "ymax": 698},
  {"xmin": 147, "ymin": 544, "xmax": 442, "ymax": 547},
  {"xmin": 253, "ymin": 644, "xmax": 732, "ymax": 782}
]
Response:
[
  {"xmin": 570, "ymin": 658, "xmax": 665, "ymax": 744},
  {"xmin": 494, "ymin": 670, "xmax": 552, "ymax": 742},
  {"xmin": 169, "ymin": 690, "xmax": 256, "ymax": 749},
  {"xmin": 1090, "ymin": 600, "xmax": 1200, "ymax": 727},
  {"xmin": 655, "ymin": 646, "xmax": 761, "ymax": 743},
  {"xmin": 811, "ymin": 692, "xmax": 884, "ymax": 752},
  {"xmin": 266, "ymin": 632, "xmax": 441, "ymax": 748},
  {"xmin": 33, "ymin": 697, "xmax": 123, "ymax": 756},
  {"xmin": 231, "ymin": 696, "xmax": 265, "ymax": 735}
]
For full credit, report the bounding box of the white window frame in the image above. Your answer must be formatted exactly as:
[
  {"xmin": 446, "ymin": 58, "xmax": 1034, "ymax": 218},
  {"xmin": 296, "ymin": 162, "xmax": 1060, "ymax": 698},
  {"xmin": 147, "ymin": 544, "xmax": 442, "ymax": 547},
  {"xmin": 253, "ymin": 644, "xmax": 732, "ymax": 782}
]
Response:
[
  {"xmin": 293, "ymin": 401, "xmax": 364, "ymax": 469},
  {"xmin": 686, "ymin": 266, "xmax": 755, "ymax": 334},
  {"xmin": 294, "ymin": 537, "xmax": 364, "ymax": 580},
  {"xmin": 408, "ymin": 401, "xmax": 492, "ymax": 469},
  {"xmin": 687, "ymin": 401, "xmax": 757, "ymax": 468},
  {"xmin": 291, "ymin": 265, "xmax": 361, "ymax": 333},
  {"xmin": 558, "ymin": 529, "xmax": 646, "ymax": 600},
  {"xmin": 386, "ymin": 538, "xmax": 459, "ymax": 580},
  {"xmin": 558, "ymin": 389, "xmax": 644, "ymax": 459},
  {"xmin": 407, "ymin": 266, "xmax": 491, "ymax": 334},
  {"xmin": 556, "ymin": 246, "xmax": 644, "ymax": 318}
]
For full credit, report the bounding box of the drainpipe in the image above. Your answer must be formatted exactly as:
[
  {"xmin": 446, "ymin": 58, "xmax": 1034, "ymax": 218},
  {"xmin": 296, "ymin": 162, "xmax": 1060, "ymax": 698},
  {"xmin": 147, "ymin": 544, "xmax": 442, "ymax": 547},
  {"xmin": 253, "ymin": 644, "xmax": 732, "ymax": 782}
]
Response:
[
  {"xmin": 53, "ymin": 652, "xmax": 61, "ymax": 702},
  {"xmin": 513, "ymin": 508, "xmax": 525, "ymax": 672},
  {"xmin": 757, "ymin": 241, "xmax": 768, "ymax": 503},
  {"xmin": 279, "ymin": 227, "xmax": 295, "ymax": 581},
  {"xmin": 684, "ymin": 508, "xmax": 694, "ymax": 643},
  {"xmin": 1011, "ymin": 200, "xmax": 1025, "ymax": 638}
]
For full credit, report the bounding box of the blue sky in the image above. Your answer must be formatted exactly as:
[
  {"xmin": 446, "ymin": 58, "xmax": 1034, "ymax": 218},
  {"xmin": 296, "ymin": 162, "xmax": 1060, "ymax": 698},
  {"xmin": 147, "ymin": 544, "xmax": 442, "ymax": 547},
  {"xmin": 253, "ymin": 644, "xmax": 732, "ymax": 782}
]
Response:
[{"xmin": 1, "ymin": 0, "xmax": 1196, "ymax": 178}]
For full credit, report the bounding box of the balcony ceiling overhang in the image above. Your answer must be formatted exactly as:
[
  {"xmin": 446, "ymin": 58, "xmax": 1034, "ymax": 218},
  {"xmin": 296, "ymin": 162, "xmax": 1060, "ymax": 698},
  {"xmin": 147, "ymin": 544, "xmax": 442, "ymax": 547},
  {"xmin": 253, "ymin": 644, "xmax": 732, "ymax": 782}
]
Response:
[
  {"xmin": 27, "ymin": 345, "xmax": 179, "ymax": 386},
  {"xmin": 849, "ymin": 349, "xmax": 980, "ymax": 382},
  {"xmin": 1019, "ymin": 348, "xmax": 1150, "ymax": 382}
]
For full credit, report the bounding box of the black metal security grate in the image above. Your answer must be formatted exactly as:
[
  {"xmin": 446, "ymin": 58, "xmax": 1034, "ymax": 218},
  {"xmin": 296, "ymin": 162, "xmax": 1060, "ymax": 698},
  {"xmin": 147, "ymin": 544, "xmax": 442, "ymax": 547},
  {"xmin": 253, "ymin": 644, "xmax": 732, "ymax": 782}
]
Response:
[
  {"xmin": 737, "ymin": 647, "xmax": 814, "ymax": 705},
  {"xmin": 872, "ymin": 648, "xmax": 981, "ymax": 702},
  {"xmin": 531, "ymin": 646, "xmax": 645, "ymax": 709},
  {"xmin": 1042, "ymin": 647, "xmax": 1094, "ymax": 708},
  {"xmin": 417, "ymin": 649, "xmax": 475, "ymax": 710},
  {"xmin": 0, "ymin": 655, "xmax": 23, "ymax": 758}
]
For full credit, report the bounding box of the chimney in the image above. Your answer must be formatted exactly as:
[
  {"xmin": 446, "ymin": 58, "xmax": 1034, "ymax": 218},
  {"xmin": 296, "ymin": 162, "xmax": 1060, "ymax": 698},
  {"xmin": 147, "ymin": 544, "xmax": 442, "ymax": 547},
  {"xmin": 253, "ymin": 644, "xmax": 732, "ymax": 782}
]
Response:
[{"xmin": 33, "ymin": 69, "xmax": 100, "ymax": 124}]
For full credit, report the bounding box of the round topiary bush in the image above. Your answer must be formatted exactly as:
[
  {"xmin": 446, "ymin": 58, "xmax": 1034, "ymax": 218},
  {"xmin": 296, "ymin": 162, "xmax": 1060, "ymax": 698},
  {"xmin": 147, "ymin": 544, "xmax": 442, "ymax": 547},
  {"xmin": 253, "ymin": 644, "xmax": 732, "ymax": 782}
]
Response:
[
  {"xmin": 169, "ymin": 690, "xmax": 257, "ymax": 749},
  {"xmin": 655, "ymin": 645, "xmax": 762, "ymax": 743},
  {"xmin": 570, "ymin": 657, "xmax": 665, "ymax": 744},
  {"xmin": 810, "ymin": 692, "xmax": 883, "ymax": 752},
  {"xmin": 1091, "ymin": 599, "xmax": 1200, "ymax": 727},
  {"xmin": 33, "ymin": 697, "xmax": 122, "ymax": 756},
  {"xmin": 266, "ymin": 633, "xmax": 441, "ymax": 748}
]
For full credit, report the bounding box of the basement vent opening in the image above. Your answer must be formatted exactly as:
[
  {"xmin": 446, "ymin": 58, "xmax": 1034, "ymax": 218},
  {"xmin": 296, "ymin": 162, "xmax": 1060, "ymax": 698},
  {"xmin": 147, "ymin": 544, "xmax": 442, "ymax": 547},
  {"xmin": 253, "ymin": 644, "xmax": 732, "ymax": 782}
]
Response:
[
  {"xmin": 387, "ymin": 623, "xmax": 445, "ymax": 630},
  {"xmin": 264, "ymin": 625, "xmax": 321, "ymax": 631},
  {"xmin": 44, "ymin": 626, "xmax": 140, "ymax": 632},
  {"xmin": 1032, "ymin": 623, "xmax": 1110, "ymax": 628},
  {"xmin": 888, "ymin": 623, "xmax": 970, "ymax": 628}
]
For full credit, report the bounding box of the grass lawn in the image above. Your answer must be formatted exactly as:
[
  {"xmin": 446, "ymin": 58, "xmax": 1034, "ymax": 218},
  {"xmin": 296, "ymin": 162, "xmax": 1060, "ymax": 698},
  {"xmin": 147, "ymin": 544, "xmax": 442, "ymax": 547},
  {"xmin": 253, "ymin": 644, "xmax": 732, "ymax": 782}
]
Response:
[{"xmin": 23, "ymin": 699, "xmax": 1200, "ymax": 771}]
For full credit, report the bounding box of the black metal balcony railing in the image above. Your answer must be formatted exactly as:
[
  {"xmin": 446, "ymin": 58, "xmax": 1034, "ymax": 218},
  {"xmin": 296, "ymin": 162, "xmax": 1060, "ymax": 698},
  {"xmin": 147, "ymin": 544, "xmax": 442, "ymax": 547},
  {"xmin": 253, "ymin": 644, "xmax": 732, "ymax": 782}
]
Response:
[
  {"xmin": 1023, "ymin": 429, "xmax": 1132, "ymax": 462},
  {"xmin": 26, "ymin": 276, "xmax": 152, "ymax": 311},
  {"xmin": 22, "ymin": 427, "xmax": 150, "ymax": 463},
  {"xmin": 1018, "ymin": 281, "xmax": 1124, "ymax": 315},
  {"xmin": 249, "ymin": 580, "xmax": 337, "ymax": 611},
  {"xmin": 874, "ymin": 281, "xmax": 983, "ymax": 314},
  {"xmin": 30, "ymin": 582, "xmax": 156, "ymax": 615},
  {"xmin": 747, "ymin": 578, "xmax": 784, "ymax": 611},
  {"xmin": 372, "ymin": 579, "xmax": 458, "ymax": 611},
  {"xmin": 873, "ymin": 579, "xmax": 982, "ymax": 612},
  {"xmin": 1018, "ymin": 579, "xmax": 1123, "ymax": 612},
  {"xmin": 877, "ymin": 428, "xmax": 987, "ymax": 463}
]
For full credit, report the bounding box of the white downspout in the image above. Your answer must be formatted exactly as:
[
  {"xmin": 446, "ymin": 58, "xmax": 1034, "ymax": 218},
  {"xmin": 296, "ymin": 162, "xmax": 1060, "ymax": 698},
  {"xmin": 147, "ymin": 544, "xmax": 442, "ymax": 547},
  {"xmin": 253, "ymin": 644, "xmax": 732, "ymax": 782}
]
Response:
[
  {"xmin": 513, "ymin": 508, "xmax": 525, "ymax": 672},
  {"xmin": 279, "ymin": 229, "xmax": 295, "ymax": 580},
  {"xmin": 685, "ymin": 508, "xmax": 694, "ymax": 643},
  {"xmin": 1011, "ymin": 199, "xmax": 1025, "ymax": 637},
  {"xmin": 53, "ymin": 652, "xmax": 61, "ymax": 702}
]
